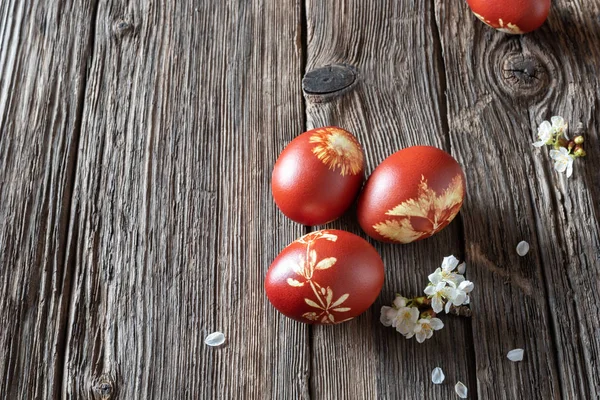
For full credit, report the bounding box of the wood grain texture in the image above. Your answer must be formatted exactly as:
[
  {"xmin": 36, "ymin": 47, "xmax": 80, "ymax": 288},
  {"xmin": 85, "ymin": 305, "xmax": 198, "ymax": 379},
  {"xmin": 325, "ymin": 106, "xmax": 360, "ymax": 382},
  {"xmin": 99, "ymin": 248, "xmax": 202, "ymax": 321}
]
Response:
[
  {"xmin": 2, "ymin": 0, "xmax": 600, "ymax": 398},
  {"xmin": 60, "ymin": 0, "xmax": 308, "ymax": 398},
  {"xmin": 436, "ymin": 0, "xmax": 600, "ymax": 398},
  {"xmin": 0, "ymin": 1, "xmax": 95, "ymax": 399},
  {"xmin": 305, "ymin": 1, "xmax": 476, "ymax": 398}
]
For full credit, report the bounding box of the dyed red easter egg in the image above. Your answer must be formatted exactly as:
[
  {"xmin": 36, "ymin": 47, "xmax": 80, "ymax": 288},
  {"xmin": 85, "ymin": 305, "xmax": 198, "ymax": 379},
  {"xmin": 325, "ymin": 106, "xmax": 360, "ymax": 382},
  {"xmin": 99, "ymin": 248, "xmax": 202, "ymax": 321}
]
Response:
[
  {"xmin": 357, "ymin": 146, "xmax": 466, "ymax": 244},
  {"xmin": 271, "ymin": 127, "xmax": 365, "ymax": 225},
  {"xmin": 265, "ymin": 229, "xmax": 384, "ymax": 324},
  {"xmin": 466, "ymin": 0, "xmax": 550, "ymax": 34}
]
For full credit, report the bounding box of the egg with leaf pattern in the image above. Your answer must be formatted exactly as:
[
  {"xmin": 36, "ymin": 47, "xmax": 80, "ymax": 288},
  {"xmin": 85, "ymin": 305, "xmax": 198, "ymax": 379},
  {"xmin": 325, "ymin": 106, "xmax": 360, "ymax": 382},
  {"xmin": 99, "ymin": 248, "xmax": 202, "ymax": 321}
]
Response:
[
  {"xmin": 265, "ymin": 229, "xmax": 384, "ymax": 324},
  {"xmin": 357, "ymin": 146, "xmax": 466, "ymax": 244}
]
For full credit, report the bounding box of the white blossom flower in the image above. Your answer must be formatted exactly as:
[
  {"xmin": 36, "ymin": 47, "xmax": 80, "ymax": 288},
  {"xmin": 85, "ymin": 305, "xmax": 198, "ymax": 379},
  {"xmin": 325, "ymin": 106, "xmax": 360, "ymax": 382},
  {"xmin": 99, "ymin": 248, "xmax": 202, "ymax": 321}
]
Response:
[
  {"xmin": 380, "ymin": 306, "xmax": 398, "ymax": 327},
  {"xmin": 507, "ymin": 348, "xmax": 525, "ymax": 362},
  {"xmin": 424, "ymin": 281, "xmax": 454, "ymax": 313},
  {"xmin": 533, "ymin": 116, "xmax": 567, "ymax": 147},
  {"xmin": 550, "ymin": 147, "xmax": 574, "ymax": 178},
  {"xmin": 455, "ymin": 381, "xmax": 468, "ymax": 398},
  {"xmin": 393, "ymin": 306, "xmax": 420, "ymax": 335},
  {"xmin": 431, "ymin": 367, "xmax": 445, "ymax": 384},
  {"xmin": 428, "ymin": 255, "xmax": 465, "ymax": 287},
  {"xmin": 454, "ymin": 280, "xmax": 474, "ymax": 304},
  {"xmin": 445, "ymin": 280, "xmax": 474, "ymax": 313},
  {"xmin": 409, "ymin": 317, "xmax": 444, "ymax": 343},
  {"xmin": 533, "ymin": 120, "xmax": 553, "ymax": 147}
]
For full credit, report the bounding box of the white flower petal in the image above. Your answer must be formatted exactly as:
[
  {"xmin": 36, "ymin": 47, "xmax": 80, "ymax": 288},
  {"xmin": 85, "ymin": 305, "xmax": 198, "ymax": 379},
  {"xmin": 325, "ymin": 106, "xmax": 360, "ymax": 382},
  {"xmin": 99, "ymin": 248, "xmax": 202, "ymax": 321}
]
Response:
[
  {"xmin": 551, "ymin": 116, "xmax": 566, "ymax": 132},
  {"xmin": 380, "ymin": 306, "xmax": 393, "ymax": 326},
  {"xmin": 429, "ymin": 318, "xmax": 444, "ymax": 330},
  {"xmin": 424, "ymin": 285, "xmax": 437, "ymax": 296},
  {"xmin": 516, "ymin": 241, "xmax": 530, "ymax": 256},
  {"xmin": 538, "ymin": 120, "xmax": 551, "ymax": 134},
  {"xmin": 549, "ymin": 149, "xmax": 561, "ymax": 160},
  {"xmin": 507, "ymin": 348, "xmax": 525, "ymax": 362},
  {"xmin": 416, "ymin": 330, "xmax": 427, "ymax": 343},
  {"xmin": 458, "ymin": 280, "xmax": 474, "ymax": 293},
  {"xmin": 409, "ymin": 307, "xmax": 420, "ymax": 323},
  {"xmin": 457, "ymin": 262, "xmax": 466, "ymax": 274},
  {"xmin": 428, "ymin": 270, "xmax": 443, "ymax": 284},
  {"xmin": 396, "ymin": 320, "xmax": 414, "ymax": 335},
  {"xmin": 205, "ymin": 331, "xmax": 226, "ymax": 347},
  {"xmin": 386, "ymin": 307, "xmax": 399, "ymax": 319},
  {"xmin": 455, "ymin": 381, "xmax": 468, "ymax": 398},
  {"xmin": 453, "ymin": 291, "xmax": 467, "ymax": 305},
  {"xmin": 532, "ymin": 140, "xmax": 546, "ymax": 147},
  {"xmin": 442, "ymin": 286, "xmax": 457, "ymax": 300},
  {"xmin": 432, "ymin": 367, "xmax": 445, "ymax": 384},
  {"xmin": 441, "ymin": 255, "xmax": 459, "ymax": 272},
  {"xmin": 432, "ymin": 296, "xmax": 444, "ymax": 313},
  {"xmin": 445, "ymin": 300, "xmax": 452, "ymax": 314},
  {"xmin": 566, "ymin": 161, "xmax": 573, "ymax": 178},
  {"xmin": 554, "ymin": 160, "xmax": 567, "ymax": 173}
]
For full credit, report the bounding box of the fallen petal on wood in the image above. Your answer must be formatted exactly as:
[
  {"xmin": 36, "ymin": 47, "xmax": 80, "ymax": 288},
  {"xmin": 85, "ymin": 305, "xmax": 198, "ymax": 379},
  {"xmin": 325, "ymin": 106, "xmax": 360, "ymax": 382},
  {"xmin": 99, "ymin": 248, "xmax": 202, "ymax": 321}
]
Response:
[
  {"xmin": 455, "ymin": 381, "xmax": 468, "ymax": 398},
  {"xmin": 205, "ymin": 332, "xmax": 226, "ymax": 347},
  {"xmin": 431, "ymin": 367, "xmax": 445, "ymax": 384},
  {"xmin": 507, "ymin": 348, "xmax": 525, "ymax": 362},
  {"xmin": 516, "ymin": 241, "xmax": 530, "ymax": 256}
]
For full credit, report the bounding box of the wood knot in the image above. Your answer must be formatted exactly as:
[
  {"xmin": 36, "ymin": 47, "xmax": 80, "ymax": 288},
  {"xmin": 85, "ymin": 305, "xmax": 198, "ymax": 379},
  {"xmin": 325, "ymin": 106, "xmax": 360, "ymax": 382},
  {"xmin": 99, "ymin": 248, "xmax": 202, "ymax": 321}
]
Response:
[
  {"xmin": 302, "ymin": 64, "xmax": 358, "ymax": 103},
  {"xmin": 500, "ymin": 54, "xmax": 549, "ymax": 99},
  {"xmin": 112, "ymin": 18, "xmax": 134, "ymax": 38},
  {"xmin": 92, "ymin": 375, "xmax": 116, "ymax": 399}
]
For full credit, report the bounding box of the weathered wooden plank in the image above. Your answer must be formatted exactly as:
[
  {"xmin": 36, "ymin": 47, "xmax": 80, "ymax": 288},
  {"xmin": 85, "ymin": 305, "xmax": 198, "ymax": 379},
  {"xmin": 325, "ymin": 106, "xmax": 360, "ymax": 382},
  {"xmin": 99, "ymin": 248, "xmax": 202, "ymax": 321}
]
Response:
[
  {"xmin": 522, "ymin": 2, "xmax": 600, "ymax": 397},
  {"xmin": 436, "ymin": 0, "xmax": 600, "ymax": 398},
  {"xmin": 0, "ymin": 0, "xmax": 95, "ymax": 398},
  {"xmin": 305, "ymin": 1, "xmax": 476, "ymax": 398},
  {"xmin": 61, "ymin": 1, "xmax": 308, "ymax": 398}
]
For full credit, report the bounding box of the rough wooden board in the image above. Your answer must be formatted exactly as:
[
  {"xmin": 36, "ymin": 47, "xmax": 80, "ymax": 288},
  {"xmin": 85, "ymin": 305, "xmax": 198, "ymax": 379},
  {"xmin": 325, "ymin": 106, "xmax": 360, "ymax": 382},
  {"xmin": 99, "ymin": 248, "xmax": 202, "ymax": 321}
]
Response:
[
  {"xmin": 523, "ymin": 2, "xmax": 600, "ymax": 397},
  {"xmin": 0, "ymin": 0, "xmax": 95, "ymax": 398},
  {"xmin": 436, "ymin": 0, "xmax": 600, "ymax": 398},
  {"xmin": 60, "ymin": 1, "xmax": 308, "ymax": 398},
  {"xmin": 305, "ymin": 1, "xmax": 476, "ymax": 398}
]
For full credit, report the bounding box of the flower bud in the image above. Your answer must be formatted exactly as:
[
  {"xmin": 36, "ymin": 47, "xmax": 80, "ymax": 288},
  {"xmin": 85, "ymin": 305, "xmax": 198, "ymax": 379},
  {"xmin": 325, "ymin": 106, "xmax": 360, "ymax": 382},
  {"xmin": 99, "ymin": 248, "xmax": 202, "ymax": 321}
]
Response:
[
  {"xmin": 573, "ymin": 146, "xmax": 586, "ymax": 158},
  {"xmin": 574, "ymin": 135, "xmax": 584, "ymax": 144}
]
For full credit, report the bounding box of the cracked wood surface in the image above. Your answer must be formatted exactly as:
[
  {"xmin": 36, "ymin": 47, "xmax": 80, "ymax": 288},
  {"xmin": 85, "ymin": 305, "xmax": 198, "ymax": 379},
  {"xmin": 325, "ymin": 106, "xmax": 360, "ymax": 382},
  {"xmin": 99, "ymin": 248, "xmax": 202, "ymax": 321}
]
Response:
[{"xmin": 1, "ymin": 0, "xmax": 599, "ymax": 399}]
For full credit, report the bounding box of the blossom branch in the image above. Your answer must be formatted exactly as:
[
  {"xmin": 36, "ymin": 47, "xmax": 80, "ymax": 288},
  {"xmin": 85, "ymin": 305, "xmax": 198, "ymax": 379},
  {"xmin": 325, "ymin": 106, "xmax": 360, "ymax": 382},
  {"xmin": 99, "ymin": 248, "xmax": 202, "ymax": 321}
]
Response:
[
  {"xmin": 381, "ymin": 255, "xmax": 474, "ymax": 343},
  {"xmin": 532, "ymin": 116, "xmax": 586, "ymax": 179}
]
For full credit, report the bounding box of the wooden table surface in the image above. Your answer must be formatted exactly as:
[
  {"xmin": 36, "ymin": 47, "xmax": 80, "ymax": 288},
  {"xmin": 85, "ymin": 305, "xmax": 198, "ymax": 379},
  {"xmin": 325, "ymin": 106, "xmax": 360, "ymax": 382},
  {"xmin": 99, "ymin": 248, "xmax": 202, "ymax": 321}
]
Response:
[{"xmin": 1, "ymin": 0, "xmax": 599, "ymax": 399}]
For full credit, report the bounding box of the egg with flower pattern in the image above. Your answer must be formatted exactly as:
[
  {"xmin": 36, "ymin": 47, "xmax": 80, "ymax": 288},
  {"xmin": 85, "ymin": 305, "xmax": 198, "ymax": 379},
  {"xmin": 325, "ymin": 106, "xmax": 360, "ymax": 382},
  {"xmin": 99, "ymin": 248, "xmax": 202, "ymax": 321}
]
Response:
[
  {"xmin": 357, "ymin": 146, "xmax": 466, "ymax": 244},
  {"xmin": 265, "ymin": 229, "xmax": 384, "ymax": 324},
  {"xmin": 271, "ymin": 127, "xmax": 365, "ymax": 225}
]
